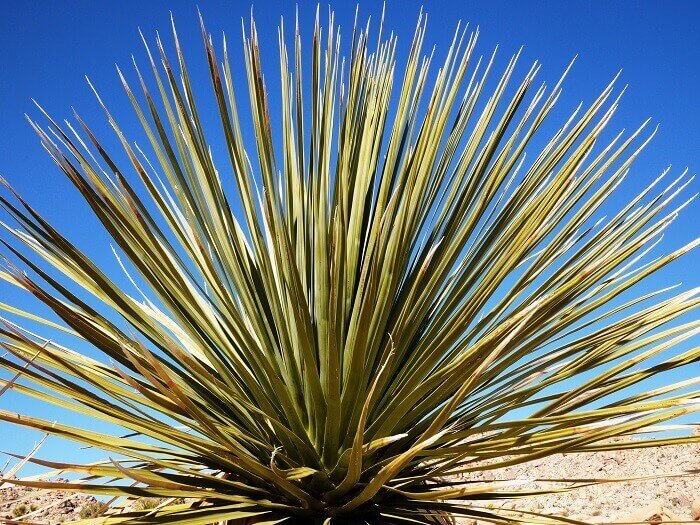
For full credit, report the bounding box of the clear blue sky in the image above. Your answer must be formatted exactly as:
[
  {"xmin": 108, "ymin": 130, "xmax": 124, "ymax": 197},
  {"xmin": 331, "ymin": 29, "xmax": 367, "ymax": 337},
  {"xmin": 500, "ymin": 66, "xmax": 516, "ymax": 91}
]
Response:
[{"xmin": 0, "ymin": 1, "xmax": 698, "ymax": 471}]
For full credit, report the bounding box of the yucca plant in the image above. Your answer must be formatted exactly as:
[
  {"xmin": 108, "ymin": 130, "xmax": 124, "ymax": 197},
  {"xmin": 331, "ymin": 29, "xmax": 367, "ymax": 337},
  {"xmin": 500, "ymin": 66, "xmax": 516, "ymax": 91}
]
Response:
[{"xmin": 0, "ymin": 7, "xmax": 698, "ymax": 525}]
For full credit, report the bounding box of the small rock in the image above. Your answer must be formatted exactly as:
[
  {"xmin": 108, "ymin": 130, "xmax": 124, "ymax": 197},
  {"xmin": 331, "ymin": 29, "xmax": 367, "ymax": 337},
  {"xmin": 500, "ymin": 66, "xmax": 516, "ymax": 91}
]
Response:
[
  {"xmin": 662, "ymin": 509, "xmax": 683, "ymax": 523},
  {"xmin": 692, "ymin": 497, "xmax": 700, "ymax": 520},
  {"xmin": 625, "ymin": 502, "xmax": 664, "ymax": 525}
]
